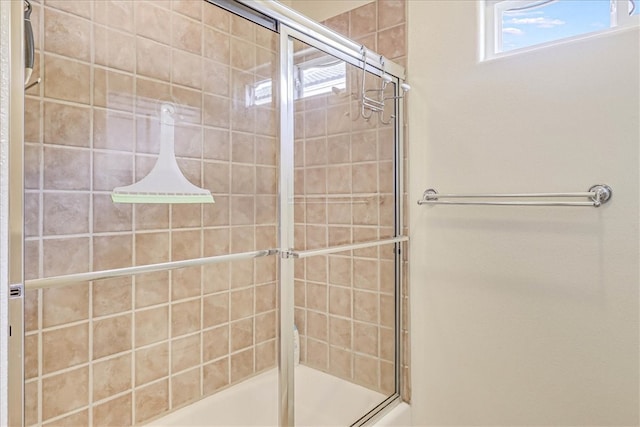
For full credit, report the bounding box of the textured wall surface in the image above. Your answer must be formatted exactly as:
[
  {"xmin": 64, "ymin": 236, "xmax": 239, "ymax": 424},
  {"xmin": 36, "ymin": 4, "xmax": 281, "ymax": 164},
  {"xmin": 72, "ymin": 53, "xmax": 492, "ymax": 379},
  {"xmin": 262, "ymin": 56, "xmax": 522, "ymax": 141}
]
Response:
[{"xmin": 408, "ymin": 1, "xmax": 639, "ymax": 425}]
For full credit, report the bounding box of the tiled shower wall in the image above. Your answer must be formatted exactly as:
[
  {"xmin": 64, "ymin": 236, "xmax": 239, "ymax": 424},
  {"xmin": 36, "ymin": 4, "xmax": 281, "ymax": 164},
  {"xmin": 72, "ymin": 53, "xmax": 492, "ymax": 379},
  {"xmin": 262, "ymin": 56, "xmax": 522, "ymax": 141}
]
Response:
[
  {"xmin": 292, "ymin": 0, "xmax": 408, "ymax": 397},
  {"xmin": 22, "ymin": 1, "xmax": 278, "ymax": 425}
]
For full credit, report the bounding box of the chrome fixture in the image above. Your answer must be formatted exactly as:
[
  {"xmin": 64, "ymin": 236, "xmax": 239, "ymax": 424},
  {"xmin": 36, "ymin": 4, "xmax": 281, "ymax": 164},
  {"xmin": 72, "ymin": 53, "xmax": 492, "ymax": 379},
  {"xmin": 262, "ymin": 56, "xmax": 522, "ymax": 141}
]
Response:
[
  {"xmin": 359, "ymin": 46, "xmax": 410, "ymax": 125},
  {"xmin": 417, "ymin": 184, "xmax": 613, "ymax": 207}
]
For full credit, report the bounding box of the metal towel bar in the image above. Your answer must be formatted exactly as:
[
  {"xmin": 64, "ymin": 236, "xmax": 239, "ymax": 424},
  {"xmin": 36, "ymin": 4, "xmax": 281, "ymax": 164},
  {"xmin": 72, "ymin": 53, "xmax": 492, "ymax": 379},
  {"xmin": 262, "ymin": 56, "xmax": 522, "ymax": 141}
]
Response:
[{"xmin": 417, "ymin": 184, "xmax": 612, "ymax": 207}]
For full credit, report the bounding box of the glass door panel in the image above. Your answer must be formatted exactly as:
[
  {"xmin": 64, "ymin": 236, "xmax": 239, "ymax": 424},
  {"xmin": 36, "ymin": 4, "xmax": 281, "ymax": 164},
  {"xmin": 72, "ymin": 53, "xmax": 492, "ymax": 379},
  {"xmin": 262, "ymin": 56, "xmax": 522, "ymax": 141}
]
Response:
[
  {"xmin": 23, "ymin": 1, "xmax": 280, "ymax": 425},
  {"xmin": 288, "ymin": 36, "xmax": 402, "ymax": 426},
  {"xmin": 293, "ymin": 242, "xmax": 398, "ymax": 426}
]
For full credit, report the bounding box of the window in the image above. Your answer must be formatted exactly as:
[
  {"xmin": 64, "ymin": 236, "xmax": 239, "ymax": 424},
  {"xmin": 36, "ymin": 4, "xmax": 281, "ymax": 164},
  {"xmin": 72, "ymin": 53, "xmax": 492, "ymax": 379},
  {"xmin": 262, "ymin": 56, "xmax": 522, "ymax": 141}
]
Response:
[
  {"xmin": 484, "ymin": 0, "xmax": 639, "ymax": 58},
  {"xmin": 246, "ymin": 56, "xmax": 346, "ymax": 106}
]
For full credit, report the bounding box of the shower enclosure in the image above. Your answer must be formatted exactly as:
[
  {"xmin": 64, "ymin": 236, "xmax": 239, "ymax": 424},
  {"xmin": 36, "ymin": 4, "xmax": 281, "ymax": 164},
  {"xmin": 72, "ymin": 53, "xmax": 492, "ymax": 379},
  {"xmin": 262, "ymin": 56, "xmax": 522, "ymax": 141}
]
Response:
[{"xmin": 2, "ymin": 0, "xmax": 408, "ymax": 425}]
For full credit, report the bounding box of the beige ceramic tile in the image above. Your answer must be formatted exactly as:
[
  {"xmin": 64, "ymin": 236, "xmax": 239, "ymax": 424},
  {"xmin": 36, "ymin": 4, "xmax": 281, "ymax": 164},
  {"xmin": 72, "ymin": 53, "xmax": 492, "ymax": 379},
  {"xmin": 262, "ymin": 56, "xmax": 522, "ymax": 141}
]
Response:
[
  {"xmin": 24, "ymin": 144, "xmax": 42, "ymax": 189},
  {"xmin": 329, "ymin": 346, "xmax": 353, "ymax": 380},
  {"xmin": 43, "ymin": 146, "xmax": 90, "ymax": 191},
  {"xmin": 135, "ymin": 342, "xmax": 169, "ymax": 386},
  {"xmin": 24, "ymin": 289, "xmax": 39, "ymax": 332},
  {"xmin": 255, "ymin": 283, "xmax": 276, "ymax": 313},
  {"xmin": 93, "ymin": 234, "xmax": 133, "ymax": 271},
  {"xmin": 377, "ymin": 24, "xmax": 406, "ymax": 60},
  {"xmin": 230, "ymin": 226, "xmax": 254, "ymax": 253},
  {"xmin": 304, "ymin": 167, "xmax": 326, "ymax": 194},
  {"xmin": 42, "ymin": 192, "xmax": 90, "ymax": 236},
  {"xmin": 171, "ymin": 299, "xmax": 201, "ymax": 337},
  {"xmin": 329, "ymin": 316, "xmax": 352, "ymax": 348},
  {"xmin": 24, "ymin": 333, "xmax": 39, "ymax": 379},
  {"xmin": 135, "ymin": 306, "xmax": 169, "ymax": 347},
  {"xmin": 306, "ymin": 283, "xmax": 327, "ymax": 312},
  {"xmin": 92, "ymin": 393, "xmax": 133, "ymax": 427},
  {"xmin": 173, "ymin": 0, "xmax": 202, "ymax": 20},
  {"xmin": 41, "ymin": 366, "xmax": 89, "ymax": 421},
  {"xmin": 353, "ymin": 321, "xmax": 378, "ymax": 357},
  {"xmin": 93, "ymin": 194, "xmax": 133, "ymax": 233},
  {"xmin": 43, "ymin": 101, "xmax": 90, "ymax": 147},
  {"xmin": 203, "ymin": 292, "xmax": 229, "ymax": 328},
  {"xmin": 354, "ymin": 259, "xmax": 378, "ymax": 290},
  {"xmin": 351, "ymin": 2, "xmax": 377, "ymax": 37},
  {"xmin": 306, "ymin": 311, "xmax": 328, "ymax": 341},
  {"xmin": 230, "ymin": 288, "xmax": 253, "ymax": 320},
  {"xmin": 173, "ymin": 13, "xmax": 202, "ymax": 54},
  {"xmin": 93, "ymin": 68, "xmax": 134, "ymax": 111},
  {"xmin": 172, "ymin": 266, "xmax": 202, "ymax": 301},
  {"xmin": 202, "ymin": 262, "xmax": 230, "ymax": 294},
  {"xmin": 93, "ymin": 110, "xmax": 135, "ymax": 151},
  {"xmin": 380, "ymin": 293, "xmax": 395, "ymax": 328},
  {"xmin": 25, "ymin": 380, "xmax": 38, "ymax": 426},
  {"xmin": 329, "ymin": 256, "xmax": 352, "ymax": 287},
  {"xmin": 255, "ymin": 311, "xmax": 276, "ymax": 343},
  {"xmin": 171, "ymin": 230, "xmax": 201, "ymax": 261},
  {"xmin": 42, "ymin": 283, "xmax": 89, "ymax": 328},
  {"xmin": 203, "ymin": 27, "xmax": 230, "ymax": 66},
  {"xmin": 44, "ymin": 8, "xmax": 91, "ymax": 61},
  {"xmin": 43, "ymin": 410, "xmax": 89, "ymax": 427},
  {"xmin": 24, "ymin": 98, "xmax": 41, "ymax": 144},
  {"xmin": 134, "ymin": 203, "xmax": 169, "ymax": 230},
  {"xmin": 93, "ymin": 152, "xmax": 133, "ymax": 191},
  {"xmin": 354, "ymin": 354, "xmax": 379, "ymax": 388},
  {"xmin": 172, "ymin": 49, "xmax": 203, "ymax": 90},
  {"xmin": 45, "ymin": 0, "xmax": 91, "ymax": 18},
  {"xmin": 93, "ymin": 314, "xmax": 132, "ymax": 359},
  {"xmin": 230, "ymin": 13, "xmax": 254, "ymax": 40},
  {"xmin": 306, "ymin": 339, "xmax": 328, "ymax": 370},
  {"xmin": 378, "ymin": 0, "xmax": 405, "ymax": 29},
  {"xmin": 135, "ymin": 379, "xmax": 169, "ymax": 424},
  {"xmin": 43, "ymin": 55, "xmax": 90, "ymax": 104},
  {"xmin": 135, "ymin": 2, "xmax": 172, "ymax": 45},
  {"xmin": 42, "ymin": 323, "xmax": 89, "ymax": 374},
  {"xmin": 324, "ymin": 13, "xmax": 349, "ymax": 36},
  {"xmin": 94, "ymin": 1, "xmax": 135, "ymax": 33},
  {"xmin": 230, "ymin": 259, "xmax": 254, "ymax": 289},
  {"xmin": 230, "ymin": 318, "xmax": 253, "ymax": 352},
  {"xmin": 94, "ymin": 25, "xmax": 136, "ymax": 72},
  {"xmin": 136, "ymin": 37, "xmax": 171, "ymax": 81},
  {"xmin": 255, "ymin": 340, "xmax": 276, "ymax": 372},
  {"xmin": 93, "ymin": 353, "xmax": 132, "ymax": 401},
  {"xmin": 202, "ymin": 325, "xmax": 229, "ymax": 362},
  {"xmin": 202, "ymin": 1, "xmax": 229, "ymax": 30},
  {"xmin": 135, "ymin": 232, "xmax": 170, "ymax": 265},
  {"xmin": 37, "ymin": 239, "xmax": 71, "ymax": 281},
  {"xmin": 230, "ymin": 196, "xmax": 255, "ymax": 225},
  {"xmin": 135, "ymin": 271, "xmax": 170, "ymax": 308},
  {"xmin": 172, "ymin": 368, "xmax": 201, "ymax": 408},
  {"xmin": 353, "ymin": 290, "xmax": 379, "ymax": 323},
  {"xmin": 203, "ymin": 357, "xmax": 229, "ymax": 395},
  {"xmin": 329, "ymin": 286, "xmax": 352, "ymax": 317},
  {"xmin": 230, "ymin": 348, "xmax": 254, "ymax": 383},
  {"xmin": 172, "ymin": 333, "xmax": 201, "ymax": 373}
]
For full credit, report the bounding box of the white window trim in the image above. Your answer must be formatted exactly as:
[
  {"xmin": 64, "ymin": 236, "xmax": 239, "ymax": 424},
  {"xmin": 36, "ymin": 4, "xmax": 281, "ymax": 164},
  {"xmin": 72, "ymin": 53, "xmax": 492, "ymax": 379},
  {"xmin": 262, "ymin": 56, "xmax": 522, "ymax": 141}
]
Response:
[{"xmin": 482, "ymin": 0, "xmax": 640, "ymax": 60}]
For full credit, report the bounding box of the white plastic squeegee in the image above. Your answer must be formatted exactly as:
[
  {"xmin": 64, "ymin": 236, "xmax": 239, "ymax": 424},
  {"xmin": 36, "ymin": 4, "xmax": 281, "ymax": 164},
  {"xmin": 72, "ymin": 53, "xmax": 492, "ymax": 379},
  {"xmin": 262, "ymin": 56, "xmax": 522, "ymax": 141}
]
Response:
[{"xmin": 111, "ymin": 103, "xmax": 214, "ymax": 204}]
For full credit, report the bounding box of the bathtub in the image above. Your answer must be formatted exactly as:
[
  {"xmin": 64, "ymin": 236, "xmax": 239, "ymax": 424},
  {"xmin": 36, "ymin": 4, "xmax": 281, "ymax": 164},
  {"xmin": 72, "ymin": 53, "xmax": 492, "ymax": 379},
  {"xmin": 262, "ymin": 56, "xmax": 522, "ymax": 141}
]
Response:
[{"xmin": 150, "ymin": 365, "xmax": 411, "ymax": 426}]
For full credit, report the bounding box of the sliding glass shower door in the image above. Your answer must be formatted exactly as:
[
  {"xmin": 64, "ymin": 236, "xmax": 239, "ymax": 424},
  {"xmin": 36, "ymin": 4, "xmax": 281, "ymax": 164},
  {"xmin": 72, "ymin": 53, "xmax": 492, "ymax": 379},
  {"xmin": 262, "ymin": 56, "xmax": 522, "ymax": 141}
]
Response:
[
  {"xmin": 8, "ymin": 1, "xmax": 407, "ymax": 426},
  {"xmin": 278, "ymin": 27, "xmax": 406, "ymax": 426}
]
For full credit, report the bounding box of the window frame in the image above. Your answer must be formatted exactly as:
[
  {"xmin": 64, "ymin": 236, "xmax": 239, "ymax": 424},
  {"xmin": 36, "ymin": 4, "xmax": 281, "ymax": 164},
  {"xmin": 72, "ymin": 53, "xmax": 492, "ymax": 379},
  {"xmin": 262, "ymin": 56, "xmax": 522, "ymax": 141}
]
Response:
[{"xmin": 483, "ymin": 0, "xmax": 640, "ymax": 60}]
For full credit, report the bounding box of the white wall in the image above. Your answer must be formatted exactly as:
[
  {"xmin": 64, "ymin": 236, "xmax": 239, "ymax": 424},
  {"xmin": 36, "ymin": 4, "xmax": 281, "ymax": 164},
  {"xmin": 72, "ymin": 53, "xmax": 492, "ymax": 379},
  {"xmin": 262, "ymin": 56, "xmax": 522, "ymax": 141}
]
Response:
[
  {"xmin": 408, "ymin": 1, "xmax": 639, "ymax": 426},
  {"xmin": 280, "ymin": 0, "xmax": 374, "ymax": 22}
]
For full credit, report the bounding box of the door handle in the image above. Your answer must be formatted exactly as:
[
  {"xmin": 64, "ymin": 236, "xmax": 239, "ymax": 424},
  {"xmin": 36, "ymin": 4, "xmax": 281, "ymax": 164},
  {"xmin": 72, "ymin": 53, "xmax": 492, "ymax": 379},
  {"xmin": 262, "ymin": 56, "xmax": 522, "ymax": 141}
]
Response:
[{"xmin": 24, "ymin": 0, "xmax": 35, "ymax": 87}]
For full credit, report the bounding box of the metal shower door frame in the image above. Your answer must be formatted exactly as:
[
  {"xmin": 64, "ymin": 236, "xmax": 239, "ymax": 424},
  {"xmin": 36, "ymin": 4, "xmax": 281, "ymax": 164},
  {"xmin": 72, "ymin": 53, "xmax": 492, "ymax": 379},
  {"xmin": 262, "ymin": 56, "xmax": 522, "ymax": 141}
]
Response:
[
  {"xmin": 1, "ymin": 1, "xmax": 26, "ymax": 426},
  {"xmin": 276, "ymin": 22, "xmax": 407, "ymax": 427}
]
